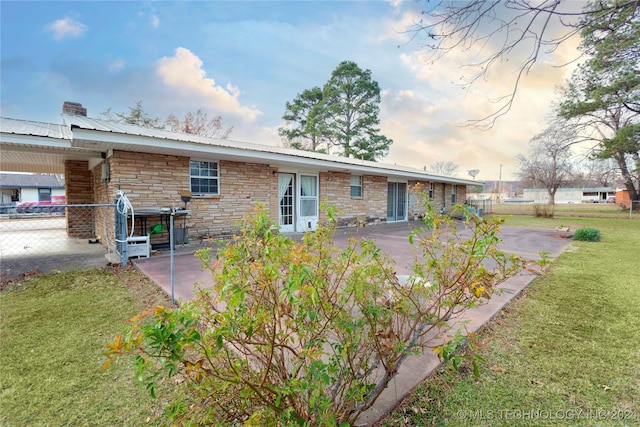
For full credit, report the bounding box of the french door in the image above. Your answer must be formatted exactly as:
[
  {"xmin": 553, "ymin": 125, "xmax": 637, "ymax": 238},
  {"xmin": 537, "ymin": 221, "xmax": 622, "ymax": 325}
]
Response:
[
  {"xmin": 297, "ymin": 174, "xmax": 319, "ymax": 231},
  {"xmin": 278, "ymin": 173, "xmax": 295, "ymax": 232}
]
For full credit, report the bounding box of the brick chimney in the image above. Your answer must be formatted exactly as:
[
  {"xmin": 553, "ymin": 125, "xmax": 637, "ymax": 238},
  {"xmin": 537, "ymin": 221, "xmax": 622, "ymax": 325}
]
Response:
[{"xmin": 62, "ymin": 101, "xmax": 87, "ymax": 116}]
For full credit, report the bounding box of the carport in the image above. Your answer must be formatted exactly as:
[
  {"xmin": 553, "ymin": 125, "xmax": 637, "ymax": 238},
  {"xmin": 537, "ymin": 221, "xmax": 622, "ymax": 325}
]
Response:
[
  {"xmin": 1, "ymin": 117, "xmax": 106, "ymax": 227},
  {"xmin": 1, "ymin": 117, "xmax": 112, "ymax": 279}
]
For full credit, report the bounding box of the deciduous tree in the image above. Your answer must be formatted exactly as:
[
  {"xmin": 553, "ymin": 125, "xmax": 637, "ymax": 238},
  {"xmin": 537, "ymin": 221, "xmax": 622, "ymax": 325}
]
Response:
[
  {"xmin": 517, "ymin": 119, "xmax": 575, "ymax": 204},
  {"xmin": 102, "ymin": 102, "xmax": 233, "ymax": 139},
  {"xmin": 165, "ymin": 109, "xmax": 233, "ymax": 139},
  {"xmin": 409, "ymin": 0, "xmax": 639, "ymax": 127},
  {"xmin": 428, "ymin": 161, "xmax": 459, "ymax": 176}
]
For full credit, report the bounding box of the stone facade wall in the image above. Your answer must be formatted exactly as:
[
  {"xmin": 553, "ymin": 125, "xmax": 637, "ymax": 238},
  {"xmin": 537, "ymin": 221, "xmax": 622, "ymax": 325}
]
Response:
[{"xmin": 319, "ymin": 172, "xmax": 387, "ymax": 226}]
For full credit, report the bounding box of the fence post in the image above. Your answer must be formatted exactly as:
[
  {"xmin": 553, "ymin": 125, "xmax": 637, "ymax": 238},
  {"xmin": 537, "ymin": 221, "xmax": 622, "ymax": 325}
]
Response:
[
  {"xmin": 170, "ymin": 210, "xmax": 175, "ymax": 305},
  {"xmin": 114, "ymin": 198, "xmax": 128, "ymax": 265}
]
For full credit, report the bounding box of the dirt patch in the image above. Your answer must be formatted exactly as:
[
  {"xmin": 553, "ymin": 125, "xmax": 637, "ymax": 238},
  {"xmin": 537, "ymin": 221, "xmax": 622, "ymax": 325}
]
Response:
[{"xmin": 0, "ymin": 269, "xmax": 45, "ymax": 291}]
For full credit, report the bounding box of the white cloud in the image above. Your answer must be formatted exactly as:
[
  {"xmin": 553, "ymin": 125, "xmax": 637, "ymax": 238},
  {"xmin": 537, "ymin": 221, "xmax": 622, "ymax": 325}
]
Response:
[
  {"xmin": 139, "ymin": 2, "xmax": 160, "ymax": 29},
  {"xmin": 150, "ymin": 14, "xmax": 160, "ymax": 29},
  {"xmin": 45, "ymin": 17, "xmax": 87, "ymax": 40},
  {"xmin": 108, "ymin": 59, "xmax": 125, "ymax": 72},
  {"xmin": 156, "ymin": 47, "xmax": 262, "ymax": 122}
]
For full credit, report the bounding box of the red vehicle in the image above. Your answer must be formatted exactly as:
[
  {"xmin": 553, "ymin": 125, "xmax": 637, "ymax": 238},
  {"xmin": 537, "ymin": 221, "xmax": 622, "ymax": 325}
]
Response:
[{"xmin": 16, "ymin": 196, "xmax": 66, "ymax": 213}]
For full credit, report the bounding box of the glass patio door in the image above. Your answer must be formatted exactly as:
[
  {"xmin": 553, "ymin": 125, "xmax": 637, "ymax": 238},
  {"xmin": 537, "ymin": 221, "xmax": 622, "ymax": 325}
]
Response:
[{"xmin": 387, "ymin": 182, "xmax": 407, "ymax": 222}]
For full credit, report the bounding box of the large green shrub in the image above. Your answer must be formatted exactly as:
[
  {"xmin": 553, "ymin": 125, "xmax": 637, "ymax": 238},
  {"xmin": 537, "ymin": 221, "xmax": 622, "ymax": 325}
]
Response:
[
  {"xmin": 105, "ymin": 192, "xmax": 524, "ymax": 426},
  {"xmin": 573, "ymin": 227, "xmax": 601, "ymax": 242}
]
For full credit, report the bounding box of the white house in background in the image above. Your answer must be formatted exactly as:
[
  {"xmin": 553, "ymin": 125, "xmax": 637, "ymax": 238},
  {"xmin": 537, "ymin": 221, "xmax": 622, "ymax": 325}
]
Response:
[
  {"xmin": 522, "ymin": 187, "xmax": 616, "ymax": 204},
  {"xmin": 0, "ymin": 173, "xmax": 65, "ymax": 207}
]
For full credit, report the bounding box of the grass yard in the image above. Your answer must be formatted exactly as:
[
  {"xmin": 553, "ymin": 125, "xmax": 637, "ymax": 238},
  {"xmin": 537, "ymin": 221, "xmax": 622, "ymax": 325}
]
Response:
[
  {"xmin": 380, "ymin": 216, "xmax": 640, "ymax": 426},
  {"xmin": 0, "ymin": 266, "xmax": 174, "ymax": 426},
  {"xmin": 490, "ymin": 202, "xmax": 634, "ymax": 219},
  {"xmin": 2, "ymin": 215, "xmax": 639, "ymax": 426}
]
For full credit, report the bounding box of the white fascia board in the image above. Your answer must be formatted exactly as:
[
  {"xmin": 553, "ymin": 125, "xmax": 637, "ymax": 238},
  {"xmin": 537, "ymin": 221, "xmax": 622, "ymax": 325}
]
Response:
[{"xmin": 1, "ymin": 133, "xmax": 73, "ymax": 149}]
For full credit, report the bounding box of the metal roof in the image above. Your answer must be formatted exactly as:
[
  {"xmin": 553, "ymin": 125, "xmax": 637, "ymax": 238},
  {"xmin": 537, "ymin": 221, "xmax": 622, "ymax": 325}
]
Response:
[
  {"xmin": 523, "ymin": 187, "xmax": 614, "ymax": 192},
  {"xmin": 63, "ymin": 114, "xmax": 480, "ymax": 185},
  {"xmin": 1, "ymin": 117, "xmax": 102, "ymax": 173},
  {"xmin": 0, "ymin": 172, "xmax": 65, "ymax": 188},
  {"xmin": 1, "ymin": 114, "xmax": 480, "ymax": 186},
  {"xmin": 0, "ymin": 117, "xmax": 71, "ymax": 140}
]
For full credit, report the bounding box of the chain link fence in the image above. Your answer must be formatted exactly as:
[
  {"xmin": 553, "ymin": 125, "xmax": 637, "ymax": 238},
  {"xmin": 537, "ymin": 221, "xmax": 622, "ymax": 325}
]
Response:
[{"xmin": 0, "ymin": 204, "xmax": 115, "ymax": 282}]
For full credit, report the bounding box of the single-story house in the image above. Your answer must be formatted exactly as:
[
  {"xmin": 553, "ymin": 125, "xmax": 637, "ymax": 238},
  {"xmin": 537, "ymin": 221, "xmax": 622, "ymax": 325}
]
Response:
[
  {"xmin": 522, "ymin": 187, "xmax": 616, "ymax": 204},
  {"xmin": 1, "ymin": 113, "xmax": 479, "ymax": 252},
  {"xmin": 0, "ymin": 172, "xmax": 65, "ymax": 210}
]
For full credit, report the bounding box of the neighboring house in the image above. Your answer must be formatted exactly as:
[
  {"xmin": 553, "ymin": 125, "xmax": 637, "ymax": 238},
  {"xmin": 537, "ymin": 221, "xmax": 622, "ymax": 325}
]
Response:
[
  {"xmin": 615, "ymin": 188, "xmax": 631, "ymax": 208},
  {"xmin": 0, "ymin": 172, "xmax": 65, "ymax": 212},
  {"xmin": 1, "ymin": 114, "xmax": 479, "ymax": 251},
  {"xmin": 522, "ymin": 187, "xmax": 616, "ymax": 204}
]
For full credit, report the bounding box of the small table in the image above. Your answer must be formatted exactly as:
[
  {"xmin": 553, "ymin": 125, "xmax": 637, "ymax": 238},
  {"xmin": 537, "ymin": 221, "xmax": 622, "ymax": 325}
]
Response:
[{"xmin": 129, "ymin": 208, "xmax": 191, "ymax": 250}]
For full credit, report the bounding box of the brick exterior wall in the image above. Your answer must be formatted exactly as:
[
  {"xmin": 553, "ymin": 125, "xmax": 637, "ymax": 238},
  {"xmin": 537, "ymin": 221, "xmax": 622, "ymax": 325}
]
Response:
[
  {"xmin": 408, "ymin": 180, "xmax": 468, "ymax": 219},
  {"xmin": 320, "ymin": 172, "xmax": 387, "ymax": 226},
  {"xmin": 189, "ymin": 160, "xmax": 272, "ymax": 240},
  {"xmin": 65, "ymin": 149, "xmax": 469, "ymax": 251},
  {"xmin": 93, "ymin": 151, "xmax": 273, "ymax": 246},
  {"xmin": 93, "ymin": 159, "xmax": 116, "ymax": 251},
  {"xmin": 64, "ymin": 160, "xmax": 95, "ymax": 238}
]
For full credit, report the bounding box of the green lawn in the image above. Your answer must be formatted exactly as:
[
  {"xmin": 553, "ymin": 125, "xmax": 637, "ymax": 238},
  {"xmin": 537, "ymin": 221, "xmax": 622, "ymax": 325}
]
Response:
[
  {"xmin": 490, "ymin": 202, "xmax": 634, "ymax": 219},
  {"xmin": 380, "ymin": 216, "xmax": 640, "ymax": 426},
  {"xmin": 2, "ymin": 216, "xmax": 639, "ymax": 426},
  {"xmin": 0, "ymin": 266, "xmax": 173, "ymax": 426}
]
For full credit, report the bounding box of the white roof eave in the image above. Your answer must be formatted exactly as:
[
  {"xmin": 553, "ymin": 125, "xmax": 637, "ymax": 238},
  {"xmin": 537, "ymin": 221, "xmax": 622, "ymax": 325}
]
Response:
[{"xmin": 69, "ymin": 126, "xmax": 481, "ymax": 186}]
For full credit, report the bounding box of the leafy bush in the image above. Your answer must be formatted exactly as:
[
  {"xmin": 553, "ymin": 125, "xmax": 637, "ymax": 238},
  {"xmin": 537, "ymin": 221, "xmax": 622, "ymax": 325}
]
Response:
[
  {"xmin": 533, "ymin": 204, "xmax": 555, "ymax": 218},
  {"xmin": 573, "ymin": 227, "xmax": 601, "ymax": 242},
  {"xmin": 105, "ymin": 191, "xmax": 524, "ymax": 426}
]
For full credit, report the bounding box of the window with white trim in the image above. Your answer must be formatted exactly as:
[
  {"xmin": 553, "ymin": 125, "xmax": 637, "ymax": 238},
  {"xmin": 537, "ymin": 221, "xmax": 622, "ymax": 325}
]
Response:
[
  {"xmin": 190, "ymin": 160, "xmax": 219, "ymax": 195},
  {"xmin": 451, "ymin": 185, "xmax": 457, "ymax": 204},
  {"xmin": 350, "ymin": 175, "xmax": 362, "ymax": 197},
  {"xmin": 428, "ymin": 182, "xmax": 434, "ymax": 199}
]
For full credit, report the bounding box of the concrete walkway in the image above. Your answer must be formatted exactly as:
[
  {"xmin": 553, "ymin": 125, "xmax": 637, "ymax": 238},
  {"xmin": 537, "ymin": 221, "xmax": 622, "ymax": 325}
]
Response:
[{"xmin": 132, "ymin": 222, "xmax": 573, "ymax": 425}]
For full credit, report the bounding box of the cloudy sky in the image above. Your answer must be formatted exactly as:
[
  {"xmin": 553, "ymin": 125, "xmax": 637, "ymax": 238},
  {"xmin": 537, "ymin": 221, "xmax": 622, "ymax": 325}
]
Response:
[{"xmin": 0, "ymin": 1, "xmax": 585, "ymax": 180}]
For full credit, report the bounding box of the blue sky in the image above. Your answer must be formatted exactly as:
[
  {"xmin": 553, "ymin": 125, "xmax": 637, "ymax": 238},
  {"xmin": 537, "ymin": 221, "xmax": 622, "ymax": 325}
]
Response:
[{"xmin": 0, "ymin": 1, "xmax": 583, "ymax": 180}]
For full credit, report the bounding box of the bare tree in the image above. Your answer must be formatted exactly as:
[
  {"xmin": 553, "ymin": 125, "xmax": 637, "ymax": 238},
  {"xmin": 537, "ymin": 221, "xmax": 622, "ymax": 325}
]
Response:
[
  {"xmin": 517, "ymin": 119, "xmax": 576, "ymax": 204},
  {"xmin": 165, "ymin": 109, "xmax": 233, "ymax": 139},
  {"xmin": 409, "ymin": 0, "xmax": 639, "ymax": 128},
  {"xmin": 428, "ymin": 160, "xmax": 459, "ymax": 176},
  {"xmin": 582, "ymin": 158, "xmax": 620, "ymax": 187}
]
